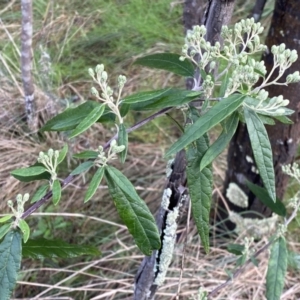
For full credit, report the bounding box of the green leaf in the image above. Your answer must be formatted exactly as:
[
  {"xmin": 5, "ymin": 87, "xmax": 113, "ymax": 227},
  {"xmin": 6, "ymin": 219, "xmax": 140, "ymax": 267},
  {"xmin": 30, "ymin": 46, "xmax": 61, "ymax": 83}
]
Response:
[
  {"xmin": 30, "ymin": 183, "xmax": 49, "ymax": 203},
  {"xmin": 57, "ymin": 144, "xmax": 68, "ymax": 165},
  {"xmin": 244, "ymin": 107, "xmax": 276, "ymax": 202},
  {"xmin": 73, "ymin": 150, "xmax": 98, "ymax": 159},
  {"xmin": 166, "ymin": 94, "xmax": 245, "ymax": 157},
  {"xmin": 117, "ymin": 123, "xmax": 128, "ymax": 163},
  {"xmin": 18, "ymin": 219, "xmax": 30, "ymax": 243},
  {"xmin": 104, "ymin": 166, "xmax": 160, "ymax": 255},
  {"xmin": 274, "ymin": 115, "xmax": 293, "ymax": 124},
  {"xmin": 11, "ymin": 166, "xmax": 46, "ymax": 177},
  {"xmin": 120, "ymin": 103, "xmax": 130, "ymax": 117},
  {"xmin": 246, "ymin": 181, "xmax": 286, "ymax": 217},
  {"xmin": 227, "ymin": 243, "xmax": 245, "ymax": 255},
  {"xmin": 0, "ymin": 230, "xmax": 22, "ymax": 300},
  {"xmin": 186, "ymin": 110, "xmax": 213, "ymax": 254},
  {"xmin": 69, "ymin": 104, "xmax": 105, "ymax": 138},
  {"xmin": 130, "ymin": 89, "xmax": 201, "ymax": 111},
  {"xmin": 123, "ymin": 88, "xmax": 172, "ymax": 104},
  {"xmin": 84, "ymin": 167, "xmax": 104, "ymax": 203},
  {"xmin": 266, "ymin": 237, "xmax": 288, "ymax": 300},
  {"xmin": 0, "ymin": 215, "xmax": 13, "ymax": 223},
  {"xmin": 200, "ymin": 112, "xmax": 239, "ymax": 171},
  {"xmin": 22, "ymin": 238, "xmax": 100, "ymax": 259},
  {"xmin": 258, "ymin": 114, "xmax": 275, "ymax": 125},
  {"xmin": 219, "ymin": 71, "xmax": 229, "ymax": 98},
  {"xmin": 70, "ymin": 161, "xmax": 94, "ymax": 175},
  {"xmin": 0, "ymin": 223, "xmax": 12, "ymax": 240},
  {"xmin": 135, "ymin": 53, "xmax": 194, "ymax": 77},
  {"xmin": 11, "ymin": 165, "xmax": 50, "ymax": 182},
  {"xmin": 52, "ymin": 179, "xmax": 61, "ymax": 206},
  {"xmin": 40, "ymin": 101, "xmax": 114, "ymax": 132}
]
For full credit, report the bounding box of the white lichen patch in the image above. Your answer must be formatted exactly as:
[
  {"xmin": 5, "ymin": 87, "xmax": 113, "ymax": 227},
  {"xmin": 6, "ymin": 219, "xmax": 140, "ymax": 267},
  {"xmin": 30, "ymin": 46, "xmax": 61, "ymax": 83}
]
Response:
[
  {"xmin": 161, "ymin": 188, "xmax": 172, "ymax": 210},
  {"xmin": 166, "ymin": 159, "xmax": 174, "ymax": 178},
  {"xmin": 251, "ymin": 166, "xmax": 259, "ymax": 174},
  {"xmin": 246, "ymin": 155, "xmax": 254, "ymax": 163},
  {"xmin": 154, "ymin": 207, "xmax": 179, "ymax": 286},
  {"xmin": 229, "ymin": 212, "xmax": 278, "ymax": 238},
  {"xmin": 226, "ymin": 182, "xmax": 249, "ymax": 208}
]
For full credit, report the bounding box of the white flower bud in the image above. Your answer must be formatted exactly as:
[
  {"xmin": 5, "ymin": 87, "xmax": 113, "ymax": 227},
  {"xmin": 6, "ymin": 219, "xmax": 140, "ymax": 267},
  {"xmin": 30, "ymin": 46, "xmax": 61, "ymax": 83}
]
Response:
[
  {"xmin": 48, "ymin": 149, "xmax": 54, "ymax": 158},
  {"xmin": 88, "ymin": 68, "xmax": 95, "ymax": 77},
  {"xmin": 95, "ymin": 64, "xmax": 104, "ymax": 74},
  {"xmin": 91, "ymin": 87, "xmax": 99, "ymax": 97},
  {"xmin": 101, "ymin": 71, "xmax": 108, "ymax": 82},
  {"xmin": 7, "ymin": 200, "xmax": 13, "ymax": 207},
  {"xmin": 279, "ymin": 43, "xmax": 286, "ymax": 53},
  {"xmin": 23, "ymin": 193, "xmax": 30, "ymax": 202},
  {"xmin": 281, "ymin": 99, "xmax": 290, "ymax": 106}
]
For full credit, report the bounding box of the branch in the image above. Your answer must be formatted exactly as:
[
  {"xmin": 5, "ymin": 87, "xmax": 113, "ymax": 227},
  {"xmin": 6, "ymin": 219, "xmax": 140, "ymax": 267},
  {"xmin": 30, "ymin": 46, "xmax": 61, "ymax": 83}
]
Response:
[{"xmin": 21, "ymin": 106, "xmax": 172, "ymax": 220}]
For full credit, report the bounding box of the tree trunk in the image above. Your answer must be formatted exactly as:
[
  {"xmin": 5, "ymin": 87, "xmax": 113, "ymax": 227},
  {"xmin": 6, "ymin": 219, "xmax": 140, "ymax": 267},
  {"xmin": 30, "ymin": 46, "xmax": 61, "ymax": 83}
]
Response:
[{"xmin": 218, "ymin": 0, "xmax": 300, "ymax": 229}]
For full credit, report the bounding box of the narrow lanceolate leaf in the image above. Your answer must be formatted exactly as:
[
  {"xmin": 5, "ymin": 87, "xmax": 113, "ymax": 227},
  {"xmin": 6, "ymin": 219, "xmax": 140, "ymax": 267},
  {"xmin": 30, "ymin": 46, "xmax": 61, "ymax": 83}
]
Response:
[
  {"xmin": 52, "ymin": 179, "xmax": 62, "ymax": 206},
  {"xmin": 18, "ymin": 219, "xmax": 30, "ymax": 243},
  {"xmin": 22, "ymin": 238, "xmax": 100, "ymax": 259},
  {"xmin": 117, "ymin": 123, "xmax": 128, "ymax": 163},
  {"xmin": 104, "ymin": 166, "xmax": 160, "ymax": 255},
  {"xmin": 166, "ymin": 94, "xmax": 245, "ymax": 157},
  {"xmin": 70, "ymin": 161, "xmax": 94, "ymax": 176},
  {"xmin": 186, "ymin": 126, "xmax": 213, "ymax": 253},
  {"xmin": 84, "ymin": 167, "xmax": 104, "ymax": 203},
  {"xmin": 244, "ymin": 107, "xmax": 276, "ymax": 202},
  {"xmin": 123, "ymin": 88, "xmax": 172, "ymax": 104},
  {"xmin": 246, "ymin": 181, "xmax": 286, "ymax": 217},
  {"xmin": 0, "ymin": 230, "xmax": 22, "ymax": 300},
  {"xmin": 129, "ymin": 89, "xmax": 201, "ymax": 111},
  {"xmin": 69, "ymin": 104, "xmax": 105, "ymax": 138},
  {"xmin": 200, "ymin": 112, "xmax": 239, "ymax": 171},
  {"xmin": 11, "ymin": 166, "xmax": 46, "ymax": 178},
  {"xmin": 134, "ymin": 53, "xmax": 195, "ymax": 77},
  {"xmin": 30, "ymin": 184, "xmax": 49, "ymax": 203},
  {"xmin": 40, "ymin": 101, "xmax": 114, "ymax": 132},
  {"xmin": 11, "ymin": 165, "xmax": 50, "ymax": 183},
  {"xmin": 0, "ymin": 215, "xmax": 13, "ymax": 224},
  {"xmin": 266, "ymin": 237, "xmax": 288, "ymax": 300},
  {"xmin": 73, "ymin": 150, "xmax": 98, "ymax": 160},
  {"xmin": 57, "ymin": 144, "xmax": 68, "ymax": 165}
]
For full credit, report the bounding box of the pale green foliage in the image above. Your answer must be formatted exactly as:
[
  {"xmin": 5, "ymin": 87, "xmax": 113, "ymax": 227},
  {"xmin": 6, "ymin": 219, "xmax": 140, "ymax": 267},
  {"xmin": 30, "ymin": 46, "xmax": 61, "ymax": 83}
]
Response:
[{"xmin": 89, "ymin": 64, "xmax": 126, "ymax": 124}]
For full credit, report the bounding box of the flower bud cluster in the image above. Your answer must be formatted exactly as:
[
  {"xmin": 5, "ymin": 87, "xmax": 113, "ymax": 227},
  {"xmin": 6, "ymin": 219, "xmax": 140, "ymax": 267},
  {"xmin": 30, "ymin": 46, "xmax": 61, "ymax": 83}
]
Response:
[
  {"xmin": 282, "ymin": 163, "xmax": 300, "ymax": 183},
  {"xmin": 95, "ymin": 140, "xmax": 125, "ymax": 167},
  {"xmin": 181, "ymin": 18, "xmax": 299, "ymax": 107},
  {"xmin": 38, "ymin": 148, "xmax": 59, "ymax": 182},
  {"xmin": 7, "ymin": 193, "xmax": 30, "ymax": 220},
  {"xmin": 89, "ymin": 64, "xmax": 127, "ymax": 124}
]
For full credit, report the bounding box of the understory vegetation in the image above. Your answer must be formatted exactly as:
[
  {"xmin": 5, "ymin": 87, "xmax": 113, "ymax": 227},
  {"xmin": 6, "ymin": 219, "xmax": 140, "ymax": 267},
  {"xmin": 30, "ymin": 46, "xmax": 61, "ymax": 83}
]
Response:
[{"xmin": 1, "ymin": 0, "xmax": 300, "ymax": 299}]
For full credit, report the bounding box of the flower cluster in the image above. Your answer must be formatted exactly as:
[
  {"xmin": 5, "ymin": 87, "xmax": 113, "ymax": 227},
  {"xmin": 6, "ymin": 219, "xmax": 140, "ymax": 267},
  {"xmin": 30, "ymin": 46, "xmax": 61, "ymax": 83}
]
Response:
[
  {"xmin": 180, "ymin": 18, "xmax": 300, "ymax": 115},
  {"xmin": 89, "ymin": 64, "xmax": 126, "ymax": 124},
  {"xmin": 7, "ymin": 193, "xmax": 30, "ymax": 221},
  {"xmin": 95, "ymin": 140, "xmax": 125, "ymax": 167},
  {"xmin": 38, "ymin": 149, "xmax": 59, "ymax": 184}
]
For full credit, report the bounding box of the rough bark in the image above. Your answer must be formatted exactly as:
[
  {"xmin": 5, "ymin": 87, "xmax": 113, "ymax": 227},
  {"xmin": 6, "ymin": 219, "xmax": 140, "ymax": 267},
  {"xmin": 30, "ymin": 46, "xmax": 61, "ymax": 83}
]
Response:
[
  {"xmin": 133, "ymin": 1, "xmax": 235, "ymax": 298},
  {"xmin": 21, "ymin": 0, "xmax": 37, "ymax": 132},
  {"xmin": 219, "ymin": 0, "xmax": 300, "ymax": 228}
]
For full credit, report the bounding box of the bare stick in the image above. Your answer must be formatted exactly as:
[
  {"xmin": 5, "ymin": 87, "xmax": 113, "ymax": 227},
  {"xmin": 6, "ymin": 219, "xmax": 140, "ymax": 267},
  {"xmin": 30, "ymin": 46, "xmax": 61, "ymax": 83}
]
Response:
[{"xmin": 21, "ymin": 0, "xmax": 37, "ymax": 132}]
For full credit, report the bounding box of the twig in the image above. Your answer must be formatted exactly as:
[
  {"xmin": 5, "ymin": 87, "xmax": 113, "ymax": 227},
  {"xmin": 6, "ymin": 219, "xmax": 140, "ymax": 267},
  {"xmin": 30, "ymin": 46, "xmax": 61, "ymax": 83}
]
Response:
[{"xmin": 21, "ymin": 106, "xmax": 172, "ymax": 220}]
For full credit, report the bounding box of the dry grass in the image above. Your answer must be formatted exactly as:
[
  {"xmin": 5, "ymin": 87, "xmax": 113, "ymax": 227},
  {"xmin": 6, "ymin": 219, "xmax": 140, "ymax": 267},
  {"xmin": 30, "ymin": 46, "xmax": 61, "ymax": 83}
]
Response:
[{"xmin": 1, "ymin": 0, "xmax": 300, "ymax": 299}]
